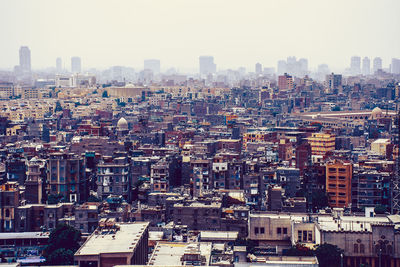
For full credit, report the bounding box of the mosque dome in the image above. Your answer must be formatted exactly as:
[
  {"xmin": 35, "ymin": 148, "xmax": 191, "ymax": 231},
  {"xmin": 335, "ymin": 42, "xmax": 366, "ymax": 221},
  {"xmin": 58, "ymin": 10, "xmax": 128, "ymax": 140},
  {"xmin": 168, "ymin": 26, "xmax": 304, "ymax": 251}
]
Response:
[
  {"xmin": 371, "ymin": 107, "xmax": 383, "ymax": 119},
  {"xmin": 117, "ymin": 117, "xmax": 128, "ymax": 131}
]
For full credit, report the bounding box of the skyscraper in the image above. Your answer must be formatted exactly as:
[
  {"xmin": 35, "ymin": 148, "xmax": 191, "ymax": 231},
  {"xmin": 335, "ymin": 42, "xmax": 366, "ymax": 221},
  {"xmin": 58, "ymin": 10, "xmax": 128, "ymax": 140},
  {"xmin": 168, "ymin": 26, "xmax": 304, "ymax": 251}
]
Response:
[
  {"xmin": 199, "ymin": 56, "xmax": 216, "ymax": 75},
  {"xmin": 71, "ymin": 57, "xmax": 82, "ymax": 73},
  {"xmin": 255, "ymin": 62, "xmax": 262, "ymax": 75},
  {"xmin": 391, "ymin": 58, "xmax": 400, "ymax": 74},
  {"xmin": 299, "ymin": 58, "xmax": 308, "ymax": 75},
  {"xmin": 277, "ymin": 60, "xmax": 287, "ymax": 75},
  {"xmin": 56, "ymin": 57, "xmax": 62, "ymax": 73},
  {"xmin": 144, "ymin": 59, "xmax": 161, "ymax": 74},
  {"xmin": 19, "ymin": 46, "xmax": 31, "ymax": 73},
  {"xmin": 350, "ymin": 56, "xmax": 361, "ymax": 75},
  {"xmin": 373, "ymin": 57, "xmax": 382, "ymax": 74},
  {"xmin": 362, "ymin": 57, "xmax": 370, "ymax": 76}
]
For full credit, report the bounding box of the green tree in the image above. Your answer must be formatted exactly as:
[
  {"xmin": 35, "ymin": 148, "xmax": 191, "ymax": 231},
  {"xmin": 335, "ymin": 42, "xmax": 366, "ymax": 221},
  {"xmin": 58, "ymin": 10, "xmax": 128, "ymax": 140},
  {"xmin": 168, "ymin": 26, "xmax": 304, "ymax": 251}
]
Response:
[
  {"xmin": 315, "ymin": 243, "xmax": 343, "ymax": 267},
  {"xmin": 284, "ymin": 245, "xmax": 313, "ymax": 256},
  {"xmin": 331, "ymin": 105, "xmax": 341, "ymax": 111},
  {"xmin": 311, "ymin": 190, "xmax": 329, "ymax": 211},
  {"xmin": 284, "ymin": 243, "xmax": 343, "ymax": 267},
  {"xmin": 44, "ymin": 224, "xmax": 81, "ymax": 265},
  {"xmin": 102, "ymin": 90, "xmax": 108, "ymax": 98}
]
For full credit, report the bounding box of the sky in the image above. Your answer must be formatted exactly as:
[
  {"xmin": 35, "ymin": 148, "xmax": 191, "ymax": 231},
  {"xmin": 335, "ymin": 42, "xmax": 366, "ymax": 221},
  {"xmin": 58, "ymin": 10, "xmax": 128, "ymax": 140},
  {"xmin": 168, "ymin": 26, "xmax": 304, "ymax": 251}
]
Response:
[{"xmin": 0, "ymin": 0, "xmax": 399, "ymax": 72}]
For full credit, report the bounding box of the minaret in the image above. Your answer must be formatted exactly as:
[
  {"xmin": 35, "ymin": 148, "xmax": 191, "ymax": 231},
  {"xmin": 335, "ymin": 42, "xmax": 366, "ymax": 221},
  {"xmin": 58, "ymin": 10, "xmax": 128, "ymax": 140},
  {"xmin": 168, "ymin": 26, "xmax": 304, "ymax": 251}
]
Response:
[{"xmin": 24, "ymin": 159, "xmax": 43, "ymax": 204}]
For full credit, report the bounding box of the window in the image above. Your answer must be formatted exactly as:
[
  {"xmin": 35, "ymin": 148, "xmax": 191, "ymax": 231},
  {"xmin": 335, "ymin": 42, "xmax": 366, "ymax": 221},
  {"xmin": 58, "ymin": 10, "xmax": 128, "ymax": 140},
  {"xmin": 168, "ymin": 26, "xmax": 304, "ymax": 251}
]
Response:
[
  {"xmin": 308, "ymin": 231, "xmax": 312, "ymax": 241},
  {"xmin": 298, "ymin": 231, "xmax": 302, "ymax": 242},
  {"xmin": 260, "ymin": 227, "xmax": 265, "ymax": 234},
  {"xmin": 303, "ymin": 231, "xmax": 308, "ymax": 241},
  {"xmin": 277, "ymin": 227, "xmax": 281, "ymax": 234},
  {"xmin": 360, "ymin": 244, "xmax": 365, "ymax": 253},
  {"xmin": 254, "ymin": 227, "xmax": 259, "ymax": 234},
  {"xmin": 283, "ymin": 228, "xmax": 287, "ymax": 234},
  {"xmin": 5, "ymin": 209, "xmax": 10, "ymax": 217},
  {"xmin": 354, "ymin": 244, "xmax": 359, "ymax": 253}
]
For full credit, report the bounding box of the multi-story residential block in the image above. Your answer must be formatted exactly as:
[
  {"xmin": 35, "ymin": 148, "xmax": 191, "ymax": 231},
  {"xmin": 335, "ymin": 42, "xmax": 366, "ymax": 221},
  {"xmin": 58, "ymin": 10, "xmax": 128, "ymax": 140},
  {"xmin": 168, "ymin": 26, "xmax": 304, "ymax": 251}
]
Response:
[
  {"xmin": 74, "ymin": 221, "xmax": 149, "ymax": 267},
  {"xmin": 307, "ymin": 132, "xmax": 335, "ymax": 157},
  {"xmin": 173, "ymin": 201, "xmax": 221, "ymax": 231},
  {"xmin": 48, "ymin": 152, "xmax": 86, "ymax": 202},
  {"xmin": 278, "ymin": 73, "xmax": 294, "ymax": 91},
  {"xmin": 352, "ymin": 169, "xmax": 391, "ymax": 210},
  {"xmin": 75, "ymin": 202, "xmax": 101, "ymax": 234},
  {"xmin": 0, "ymin": 182, "xmax": 19, "ymax": 232},
  {"xmin": 96, "ymin": 156, "xmax": 130, "ymax": 201},
  {"xmin": 326, "ymin": 160, "xmax": 352, "ymax": 208}
]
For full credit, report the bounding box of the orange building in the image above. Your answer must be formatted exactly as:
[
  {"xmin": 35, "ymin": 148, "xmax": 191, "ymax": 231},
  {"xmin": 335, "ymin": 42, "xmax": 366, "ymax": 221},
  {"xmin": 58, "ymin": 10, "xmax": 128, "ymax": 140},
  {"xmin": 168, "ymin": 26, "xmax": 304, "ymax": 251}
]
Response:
[{"xmin": 326, "ymin": 161, "xmax": 352, "ymax": 208}]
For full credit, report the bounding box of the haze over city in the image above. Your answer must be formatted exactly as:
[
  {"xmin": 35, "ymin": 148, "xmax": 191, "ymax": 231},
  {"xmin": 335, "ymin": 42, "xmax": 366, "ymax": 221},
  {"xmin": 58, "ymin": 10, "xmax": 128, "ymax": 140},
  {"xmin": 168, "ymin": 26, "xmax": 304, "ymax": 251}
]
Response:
[
  {"xmin": 2, "ymin": 1, "xmax": 400, "ymax": 266},
  {"xmin": 1, "ymin": 0, "xmax": 399, "ymax": 72}
]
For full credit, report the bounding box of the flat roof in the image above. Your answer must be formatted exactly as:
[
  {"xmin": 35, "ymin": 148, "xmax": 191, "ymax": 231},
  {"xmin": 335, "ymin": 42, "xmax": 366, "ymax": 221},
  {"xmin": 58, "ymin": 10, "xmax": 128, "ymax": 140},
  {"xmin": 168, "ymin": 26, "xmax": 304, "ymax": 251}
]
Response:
[
  {"xmin": 75, "ymin": 222, "xmax": 149, "ymax": 256},
  {"xmin": 200, "ymin": 231, "xmax": 238, "ymax": 241},
  {"xmin": 0, "ymin": 232, "xmax": 50, "ymax": 240},
  {"xmin": 317, "ymin": 216, "xmax": 390, "ymax": 232},
  {"xmin": 148, "ymin": 242, "xmax": 212, "ymax": 266}
]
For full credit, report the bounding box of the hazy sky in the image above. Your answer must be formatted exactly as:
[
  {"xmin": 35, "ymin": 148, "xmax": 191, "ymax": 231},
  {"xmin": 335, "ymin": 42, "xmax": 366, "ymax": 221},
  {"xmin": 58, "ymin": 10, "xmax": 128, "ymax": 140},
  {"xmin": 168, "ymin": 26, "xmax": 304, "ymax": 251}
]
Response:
[{"xmin": 1, "ymin": 0, "xmax": 399, "ymax": 72}]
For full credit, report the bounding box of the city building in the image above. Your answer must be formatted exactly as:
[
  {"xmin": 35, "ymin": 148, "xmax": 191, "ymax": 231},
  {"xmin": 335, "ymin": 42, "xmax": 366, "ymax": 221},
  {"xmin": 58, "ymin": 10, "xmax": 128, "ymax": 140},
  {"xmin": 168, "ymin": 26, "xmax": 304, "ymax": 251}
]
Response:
[
  {"xmin": 0, "ymin": 182, "xmax": 19, "ymax": 232},
  {"xmin": 48, "ymin": 152, "xmax": 86, "ymax": 203},
  {"xmin": 326, "ymin": 160, "xmax": 352, "ymax": 208},
  {"xmin": 147, "ymin": 241, "xmax": 212, "ymax": 266},
  {"xmin": 326, "ymin": 73, "xmax": 342, "ymax": 90},
  {"xmin": 96, "ymin": 155, "xmax": 131, "ymax": 201},
  {"xmin": 373, "ymin": 57, "xmax": 382, "ymax": 74},
  {"xmin": 56, "ymin": 57, "xmax": 62, "ymax": 73},
  {"xmin": 392, "ymin": 58, "xmax": 400, "ymax": 74},
  {"xmin": 71, "ymin": 56, "xmax": 82, "ymax": 73},
  {"xmin": 362, "ymin": 57, "xmax": 370, "ymax": 75},
  {"xmin": 278, "ymin": 73, "xmax": 294, "ymax": 91},
  {"xmin": 199, "ymin": 56, "xmax": 216, "ymax": 75},
  {"xmin": 144, "ymin": 59, "xmax": 161, "ymax": 74},
  {"xmin": 255, "ymin": 62, "xmax": 262, "ymax": 75},
  {"xmin": 19, "ymin": 46, "xmax": 31, "ymax": 73},
  {"xmin": 74, "ymin": 221, "xmax": 149, "ymax": 267},
  {"xmin": 307, "ymin": 132, "xmax": 335, "ymax": 156},
  {"xmin": 350, "ymin": 56, "xmax": 361, "ymax": 75}
]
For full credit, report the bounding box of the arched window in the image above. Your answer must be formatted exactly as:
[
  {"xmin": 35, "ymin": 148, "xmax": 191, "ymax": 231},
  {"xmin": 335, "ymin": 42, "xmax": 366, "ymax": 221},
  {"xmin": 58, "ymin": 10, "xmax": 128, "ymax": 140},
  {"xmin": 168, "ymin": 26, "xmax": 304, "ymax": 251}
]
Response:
[
  {"xmin": 360, "ymin": 244, "xmax": 365, "ymax": 253},
  {"xmin": 387, "ymin": 245, "xmax": 393, "ymax": 255},
  {"xmin": 354, "ymin": 244, "xmax": 359, "ymax": 253}
]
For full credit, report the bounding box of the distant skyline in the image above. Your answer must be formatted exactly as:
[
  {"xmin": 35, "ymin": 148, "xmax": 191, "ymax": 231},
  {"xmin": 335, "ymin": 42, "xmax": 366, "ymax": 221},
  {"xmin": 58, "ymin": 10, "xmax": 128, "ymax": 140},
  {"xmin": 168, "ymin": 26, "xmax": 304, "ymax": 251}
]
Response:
[{"xmin": 0, "ymin": 0, "xmax": 399, "ymax": 72}]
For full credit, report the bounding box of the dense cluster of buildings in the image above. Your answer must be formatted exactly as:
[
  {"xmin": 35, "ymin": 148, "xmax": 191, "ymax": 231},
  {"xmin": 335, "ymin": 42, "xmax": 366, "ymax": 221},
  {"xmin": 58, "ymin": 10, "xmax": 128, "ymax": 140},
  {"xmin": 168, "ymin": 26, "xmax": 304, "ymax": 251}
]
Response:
[{"xmin": 0, "ymin": 47, "xmax": 400, "ymax": 266}]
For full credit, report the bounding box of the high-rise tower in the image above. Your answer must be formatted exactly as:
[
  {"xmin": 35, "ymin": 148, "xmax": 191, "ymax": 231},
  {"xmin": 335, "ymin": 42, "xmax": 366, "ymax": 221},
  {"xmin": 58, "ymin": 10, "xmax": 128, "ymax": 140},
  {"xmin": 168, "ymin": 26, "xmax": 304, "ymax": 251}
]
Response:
[
  {"xmin": 362, "ymin": 57, "xmax": 370, "ymax": 75},
  {"xmin": 373, "ymin": 57, "xmax": 382, "ymax": 74},
  {"xmin": 199, "ymin": 56, "xmax": 216, "ymax": 75},
  {"xmin": 19, "ymin": 46, "xmax": 31, "ymax": 73},
  {"xmin": 71, "ymin": 57, "xmax": 82, "ymax": 73}
]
